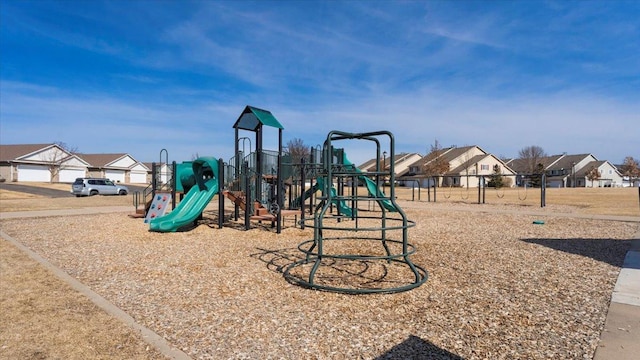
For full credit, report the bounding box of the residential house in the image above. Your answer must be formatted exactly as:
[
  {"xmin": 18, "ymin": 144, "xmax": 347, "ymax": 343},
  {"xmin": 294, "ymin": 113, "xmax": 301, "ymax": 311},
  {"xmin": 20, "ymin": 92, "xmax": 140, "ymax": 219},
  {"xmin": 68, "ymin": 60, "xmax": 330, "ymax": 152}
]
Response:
[
  {"xmin": 0, "ymin": 143, "xmax": 88, "ymax": 182},
  {"xmin": 506, "ymin": 154, "xmax": 576, "ymax": 187},
  {"xmin": 544, "ymin": 154, "xmax": 597, "ymax": 187},
  {"xmin": 76, "ymin": 153, "xmax": 149, "ymax": 184},
  {"xmin": 359, "ymin": 152, "xmax": 423, "ymax": 179},
  {"xmin": 400, "ymin": 145, "xmax": 516, "ymax": 188},
  {"xmin": 507, "ymin": 153, "xmax": 624, "ymax": 187},
  {"xmin": 581, "ymin": 160, "xmax": 623, "ymax": 187}
]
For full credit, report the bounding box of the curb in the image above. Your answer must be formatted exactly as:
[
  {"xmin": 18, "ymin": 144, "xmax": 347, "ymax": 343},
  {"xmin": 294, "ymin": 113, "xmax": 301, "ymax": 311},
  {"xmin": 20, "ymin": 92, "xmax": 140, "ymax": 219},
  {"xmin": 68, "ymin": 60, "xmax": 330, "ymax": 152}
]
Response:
[
  {"xmin": 593, "ymin": 226, "xmax": 640, "ymax": 360},
  {"xmin": 0, "ymin": 230, "xmax": 192, "ymax": 360}
]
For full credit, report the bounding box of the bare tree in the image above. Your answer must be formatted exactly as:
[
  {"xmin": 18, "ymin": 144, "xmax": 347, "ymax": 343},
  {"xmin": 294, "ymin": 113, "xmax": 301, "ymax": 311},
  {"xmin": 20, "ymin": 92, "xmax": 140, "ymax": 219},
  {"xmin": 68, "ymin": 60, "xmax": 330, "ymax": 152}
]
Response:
[
  {"xmin": 586, "ymin": 166, "xmax": 601, "ymax": 187},
  {"xmin": 422, "ymin": 140, "xmax": 450, "ymax": 186},
  {"xmin": 620, "ymin": 156, "xmax": 640, "ymax": 186},
  {"xmin": 45, "ymin": 142, "xmax": 78, "ymax": 183},
  {"xmin": 518, "ymin": 145, "xmax": 547, "ymax": 174},
  {"xmin": 286, "ymin": 138, "xmax": 310, "ymax": 164}
]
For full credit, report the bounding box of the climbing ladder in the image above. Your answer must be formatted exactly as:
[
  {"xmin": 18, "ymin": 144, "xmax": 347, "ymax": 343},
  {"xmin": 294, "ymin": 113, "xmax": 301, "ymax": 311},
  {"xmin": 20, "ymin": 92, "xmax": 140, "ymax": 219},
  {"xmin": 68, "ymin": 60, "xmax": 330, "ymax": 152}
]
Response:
[{"xmin": 144, "ymin": 192, "xmax": 173, "ymax": 223}]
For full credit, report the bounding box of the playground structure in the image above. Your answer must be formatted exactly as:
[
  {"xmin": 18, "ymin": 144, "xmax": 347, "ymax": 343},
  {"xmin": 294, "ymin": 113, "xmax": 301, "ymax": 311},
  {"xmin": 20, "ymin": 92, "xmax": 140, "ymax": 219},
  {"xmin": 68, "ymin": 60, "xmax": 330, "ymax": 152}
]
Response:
[
  {"xmin": 139, "ymin": 106, "xmax": 425, "ymax": 234},
  {"xmin": 135, "ymin": 106, "xmax": 428, "ymax": 293},
  {"xmin": 283, "ymin": 130, "xmax": 428, "ymax": 294},
  {"xmin": 148, "ymin": 157, "xmax": 222, "ymax": 232},
  {"xmin": 132, "ymin": 149, "xmax": 193, "ymax": 220},
  {"xmin": 222, "ymin": 105, "xmax": 299, "ymax": 233},
  {"xmin": 141, "ymin": 106, "xmax": 290, "ymax": 233}
]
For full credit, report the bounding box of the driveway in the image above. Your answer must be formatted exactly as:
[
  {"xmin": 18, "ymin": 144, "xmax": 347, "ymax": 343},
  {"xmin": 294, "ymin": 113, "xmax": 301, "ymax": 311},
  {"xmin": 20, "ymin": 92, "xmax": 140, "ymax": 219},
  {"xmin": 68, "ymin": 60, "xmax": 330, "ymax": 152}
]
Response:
[{"xmin": 0, "ymin": 183, "xmax": 73, "ymax": 198}]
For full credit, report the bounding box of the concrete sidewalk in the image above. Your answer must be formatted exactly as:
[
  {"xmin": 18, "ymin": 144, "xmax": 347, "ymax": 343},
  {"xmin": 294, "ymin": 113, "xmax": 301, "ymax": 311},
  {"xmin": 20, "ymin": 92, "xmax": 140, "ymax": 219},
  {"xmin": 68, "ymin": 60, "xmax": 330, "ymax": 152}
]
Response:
[{"xmin": 594, "ymin": 235, "xmax": 640, "ymax": 360}]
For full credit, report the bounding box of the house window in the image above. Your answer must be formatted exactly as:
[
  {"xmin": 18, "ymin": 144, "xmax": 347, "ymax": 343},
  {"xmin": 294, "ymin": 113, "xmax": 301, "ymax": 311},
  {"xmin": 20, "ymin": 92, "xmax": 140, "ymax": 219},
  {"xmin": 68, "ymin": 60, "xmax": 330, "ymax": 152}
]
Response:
[{"xmin": 480, "ymin": 164, "xmax": 490, "ymax": 171}]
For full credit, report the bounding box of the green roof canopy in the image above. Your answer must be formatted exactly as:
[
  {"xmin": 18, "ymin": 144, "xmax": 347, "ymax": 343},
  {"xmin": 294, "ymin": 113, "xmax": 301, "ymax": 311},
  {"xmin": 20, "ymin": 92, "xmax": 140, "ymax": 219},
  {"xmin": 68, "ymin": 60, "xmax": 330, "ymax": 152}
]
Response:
[{"xmin": 233, "ymin": 105, "xmax": 284, "ymax": 131}]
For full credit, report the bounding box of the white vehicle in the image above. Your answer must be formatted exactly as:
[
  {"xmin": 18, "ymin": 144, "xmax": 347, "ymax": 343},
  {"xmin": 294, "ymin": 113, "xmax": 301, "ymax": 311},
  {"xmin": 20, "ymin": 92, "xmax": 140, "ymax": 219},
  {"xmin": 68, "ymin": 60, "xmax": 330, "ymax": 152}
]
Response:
[{"xmin": 71, "ymin": 178, "xmax": 128, "ymax": 197}]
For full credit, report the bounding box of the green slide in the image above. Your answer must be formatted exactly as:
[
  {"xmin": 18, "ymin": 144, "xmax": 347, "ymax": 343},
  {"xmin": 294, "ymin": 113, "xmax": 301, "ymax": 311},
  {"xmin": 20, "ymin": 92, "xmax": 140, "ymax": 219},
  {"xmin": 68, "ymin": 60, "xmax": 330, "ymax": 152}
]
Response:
[
  {"xmin": 149, "ymin": 157, "xmax": 219, "ymax": 232},
  {"xmin": 341, "ymin": 152, "xmax": 397, "ymax": 212},
  {"xmin": 291, "ymin": 178, "xmax": 354, "ymax": 217},
  {"xmin": 175, "ymin": 161, "xmax": 195, "ymax": 193},
  {"xmin": 291, "ymin": 182, "xmax": 319, "ymax": 209},
  {"xmin": 316, "ymin": 177, "xmax": 354, "ymax": 217}
]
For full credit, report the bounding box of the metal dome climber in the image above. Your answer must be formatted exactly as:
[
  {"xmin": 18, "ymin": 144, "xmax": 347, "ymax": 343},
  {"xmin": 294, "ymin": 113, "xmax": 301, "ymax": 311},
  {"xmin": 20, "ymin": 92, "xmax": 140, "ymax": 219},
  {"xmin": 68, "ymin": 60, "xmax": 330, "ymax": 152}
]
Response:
[{"xmin": 283, "ymin": 130, "xmax": 428, "ymax": 294}]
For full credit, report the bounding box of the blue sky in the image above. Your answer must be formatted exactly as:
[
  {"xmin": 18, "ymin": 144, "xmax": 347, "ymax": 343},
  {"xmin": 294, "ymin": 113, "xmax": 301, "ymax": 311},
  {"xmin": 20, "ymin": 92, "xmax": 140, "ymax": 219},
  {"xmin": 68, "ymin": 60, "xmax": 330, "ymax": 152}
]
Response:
[{"xmin": 1, "ymin": 0, "xmax": 638, "ymax": 166}]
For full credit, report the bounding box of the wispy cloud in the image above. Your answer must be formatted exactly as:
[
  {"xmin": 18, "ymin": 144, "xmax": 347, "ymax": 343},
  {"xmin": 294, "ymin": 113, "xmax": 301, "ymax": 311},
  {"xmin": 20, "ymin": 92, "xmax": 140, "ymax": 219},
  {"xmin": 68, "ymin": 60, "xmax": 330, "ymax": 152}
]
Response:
[
  {"xmin": 1, "ymin": 1, "xmax": 638, "ymax": 166},
  {"xmin": 0, "ymin": 81, "xmax": 234, "ymax": 159},
  {"xmin": 111, "ymin": 74, "xmax": 161, "ymax": 84}
]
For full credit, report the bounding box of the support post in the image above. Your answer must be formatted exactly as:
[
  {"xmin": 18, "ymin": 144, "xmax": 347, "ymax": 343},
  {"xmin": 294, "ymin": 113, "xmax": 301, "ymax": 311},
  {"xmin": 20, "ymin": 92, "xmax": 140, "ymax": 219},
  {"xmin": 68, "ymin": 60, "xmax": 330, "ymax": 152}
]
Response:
[
  {"xmin": 276, "ymin": 128, "xmax": 283, "ymax": 234},
  {"xmin": 541, "ymin": 173, "xmax": 546, "ymax": 208},
  {"xmin": 218, "ymin": 158, "xmax": 224, "ymax": 229},
  {"xmin": 482, "ymin": 177, "xmax": 486, "ymax": 204},
  {"xmin": 171, "ymin": 161, "xmax": 177, "ymax": 210},
  {"xmin": 244, "ymin": 162, "xmax": 251, "ymax": 231},
  {"xmin": 151, "ymin": 162, "xmax": 157, "ymax": 197},
  {"xmin": 300, "ymin": 158, "xmax": 306, "ymax": 229},
  {"xmin": 433, "ymin": 176, "xmax": 437, "ymax": 202},
  {"xmin": 234, "ymin": 127, "xmax": 240, "ymax": 221}
]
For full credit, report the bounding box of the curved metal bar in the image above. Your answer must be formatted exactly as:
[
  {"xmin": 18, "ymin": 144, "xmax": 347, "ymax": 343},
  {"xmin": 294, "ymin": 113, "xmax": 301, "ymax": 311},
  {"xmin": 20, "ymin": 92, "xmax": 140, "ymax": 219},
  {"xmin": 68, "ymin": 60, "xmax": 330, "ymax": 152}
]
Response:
[
  {"xmin": 286, "ymin": 130, "xmax": 428, "ymax": 294},
  {"xmin": 296, "ymin": 237, "xmax": 419, "ymax": 260},
  {"xmin": 283, "ymin": 258, "xmax": 428, "ymax": 294}
]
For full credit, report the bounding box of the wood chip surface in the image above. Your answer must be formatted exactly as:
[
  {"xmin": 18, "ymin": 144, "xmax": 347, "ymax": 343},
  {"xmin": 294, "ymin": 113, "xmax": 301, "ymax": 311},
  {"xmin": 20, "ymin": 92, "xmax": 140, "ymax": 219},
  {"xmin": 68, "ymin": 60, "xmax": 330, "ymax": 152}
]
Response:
[{"xmin": 1, "ymin": 201, "xmax": 637, "ymax": 359}]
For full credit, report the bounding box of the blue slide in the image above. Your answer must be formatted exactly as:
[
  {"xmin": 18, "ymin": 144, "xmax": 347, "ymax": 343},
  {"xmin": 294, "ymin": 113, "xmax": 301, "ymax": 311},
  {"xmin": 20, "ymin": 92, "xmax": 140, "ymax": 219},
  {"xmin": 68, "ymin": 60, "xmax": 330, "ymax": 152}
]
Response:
[{"xmin": 149, "ymin": 157, "xmax": 219, "ymax": 232}]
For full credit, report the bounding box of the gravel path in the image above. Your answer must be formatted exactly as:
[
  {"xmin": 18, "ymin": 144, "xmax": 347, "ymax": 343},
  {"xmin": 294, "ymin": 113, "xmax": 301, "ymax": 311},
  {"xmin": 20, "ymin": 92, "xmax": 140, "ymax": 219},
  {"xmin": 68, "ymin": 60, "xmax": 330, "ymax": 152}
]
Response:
[{"xmin": 1, "ymin": 202, "xmax": 638, "ymax": 359}]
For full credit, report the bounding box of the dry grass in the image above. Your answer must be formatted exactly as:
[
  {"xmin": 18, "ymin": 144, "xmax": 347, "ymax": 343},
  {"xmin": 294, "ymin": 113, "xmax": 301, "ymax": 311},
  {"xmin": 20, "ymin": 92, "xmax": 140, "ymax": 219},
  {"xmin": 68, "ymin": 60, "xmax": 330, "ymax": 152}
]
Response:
[
  {"xmin": 0, "ymin": 189, "xmax": 42, "ymax": 200},
  {"xmin": 1, "ymin": 182, "xmax": 639, "ymax": 359},
  {"xmin": 389, "ymin": 186, "xmax": 640, "ymax": 217},
  {"xmin": 0, "ymin": 192, "xmax": 133, "ymax": 211},
  {"xmin": 0, "ymin": 240, "xmax": 165, "ymax": 360}
]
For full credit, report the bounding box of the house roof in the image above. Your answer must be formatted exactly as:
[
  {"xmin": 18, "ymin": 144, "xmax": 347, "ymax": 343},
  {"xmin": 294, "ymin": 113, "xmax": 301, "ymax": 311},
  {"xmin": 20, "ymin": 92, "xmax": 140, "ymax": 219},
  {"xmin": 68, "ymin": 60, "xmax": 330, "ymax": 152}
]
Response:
[
  {"xmin": 448, "ymin": 154, "xmax": 487, "ymax": 174},
  {"xmin": 0, "ymin": 143, "xmax": 56, "ymax": 162},
  {"xmin": 506, "ymin": 154, "xmax": 565, "ymax": 173},
  {"xmin": 441, "ymin": 145, "xmax": 484, "ymax": 162},
  {"xmin": 358, "ymin": 152, "xmax": 421, "ymax": 172},
  {"xmin": 405, "ymin": 145, "xmax": 485, "ymax": 171},
  {"xmin": 76, "ymin": 153, "xmax": 129, "ymax": 167},
  {"xmin": 405, "ymin": 147, "xmax": 455, "ymax": 170},
  {"xmin": 575, "ymin": 160, "xmax": 617, "ymax": 177},
  {"xmin": 358, "ymin": 158, "xmax": 378, "ymax": 171},
  {"xmin": 546, "ymin": 154, "xmax": 595, "ymax": 171}
]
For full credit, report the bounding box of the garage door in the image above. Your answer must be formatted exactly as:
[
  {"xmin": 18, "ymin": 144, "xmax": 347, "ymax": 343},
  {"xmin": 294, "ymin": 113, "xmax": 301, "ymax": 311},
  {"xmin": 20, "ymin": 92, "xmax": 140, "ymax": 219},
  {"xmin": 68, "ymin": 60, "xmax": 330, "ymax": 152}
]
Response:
[
  {"xmin": 129, "ymin": 171, "xmax": 148, "ymax": 184},
  {"xmin": 105, "ymin": 170, "xmax": 125, "ymax": 183},
  {"xmin": 59, "ymin": 168, "xmax": 86, "ymax": 183},
  {"xmin": 17, "ymin": 164, "xmax": 50, "ymax": 182}
]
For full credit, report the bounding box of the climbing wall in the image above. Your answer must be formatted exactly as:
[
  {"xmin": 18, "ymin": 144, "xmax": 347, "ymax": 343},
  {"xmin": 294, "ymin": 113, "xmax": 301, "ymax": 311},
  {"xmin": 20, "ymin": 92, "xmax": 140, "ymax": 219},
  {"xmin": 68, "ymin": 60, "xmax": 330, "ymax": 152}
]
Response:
[{"xmin": 144, "ymin": 192, "xmax": 172, "ymax": 223}]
